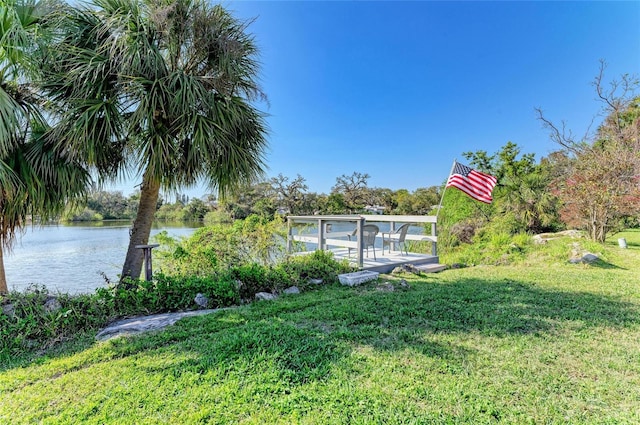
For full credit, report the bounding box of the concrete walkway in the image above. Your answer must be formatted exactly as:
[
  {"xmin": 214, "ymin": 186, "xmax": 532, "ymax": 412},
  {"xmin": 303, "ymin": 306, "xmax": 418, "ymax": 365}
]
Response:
[{"xmin": 95, "ymin": 309, "xmax": 223, "ymax": 341}]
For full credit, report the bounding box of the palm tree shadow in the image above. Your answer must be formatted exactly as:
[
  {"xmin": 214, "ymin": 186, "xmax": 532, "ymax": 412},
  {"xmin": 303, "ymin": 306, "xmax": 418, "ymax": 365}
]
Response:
[
  {"xmin": 94, "ymin": 277, "xmax": 639, "ymax": 388},
  {"xmin": 5, "ymin": 278, "xmax": 636, "ymax": 391}
]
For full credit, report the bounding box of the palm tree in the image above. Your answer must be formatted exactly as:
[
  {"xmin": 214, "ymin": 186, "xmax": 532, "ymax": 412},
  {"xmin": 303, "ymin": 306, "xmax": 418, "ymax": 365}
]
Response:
[
  {"xmin": 0, "ymin": 0, "xmax": 89, "ymax": 294},
  {"xmin": 43, "ymin": 0, "xmax": 268, "ymax": 281}
]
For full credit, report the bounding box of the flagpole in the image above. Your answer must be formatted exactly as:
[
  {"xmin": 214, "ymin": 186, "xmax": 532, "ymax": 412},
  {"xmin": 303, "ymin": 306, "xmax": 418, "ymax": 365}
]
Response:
[{"xmin": 435, "ymin": 159, "xmax": 457, "ymax": 222}]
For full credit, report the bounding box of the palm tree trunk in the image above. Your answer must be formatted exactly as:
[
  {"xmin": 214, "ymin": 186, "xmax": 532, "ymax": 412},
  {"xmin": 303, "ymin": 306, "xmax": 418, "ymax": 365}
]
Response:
[
  {"xmin": 120, "ymin": 174, "xmax": 161, "ymax": 282},
  {"xmin": 0, "ymin": 247, "xmax": 7, "ymax": 294}
]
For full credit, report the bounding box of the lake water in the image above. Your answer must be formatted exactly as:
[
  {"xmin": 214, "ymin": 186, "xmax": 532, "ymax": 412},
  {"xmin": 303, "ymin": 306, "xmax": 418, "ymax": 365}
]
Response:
[{"xmin": 3, "ymin": 222, "xmax": 201, "ymax": 294}]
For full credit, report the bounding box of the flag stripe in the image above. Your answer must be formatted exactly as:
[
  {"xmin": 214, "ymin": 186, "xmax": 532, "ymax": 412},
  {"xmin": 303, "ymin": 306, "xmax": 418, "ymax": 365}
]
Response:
[{"xmin": 446, "ymin": 161, "xmax": 497, "ymax": 204}]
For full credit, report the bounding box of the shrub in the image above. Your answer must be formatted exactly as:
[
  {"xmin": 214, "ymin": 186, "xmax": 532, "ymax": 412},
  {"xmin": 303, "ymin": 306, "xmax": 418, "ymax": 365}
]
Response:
[
  {"xmin": 96, "ymin": 274, "xmax": 240, "ymax": 316},
  {"xmin": 155, "ymin": 215, "xmax": 288, "ymax": 276},
  {"xmin": 279, "ymin": 250, "xmax": 354, "ymax": 287},
  {"xmin": 0, "ymin": 285, "xmax": 112, "ymax": 357},
  {"xmin": 441, "ymin": 231, "xmax": 533, "ymax": 266},
  {"xmin": 203, "ymin": 210, "xmax": 233, "ymax": 225},
  {"xmin": 225, "ymin": 263, "xmax": 290, "ymax": 300},
  {"xmin": 1, "ymin": 273, "xmax": 242, "ymax": 357}
]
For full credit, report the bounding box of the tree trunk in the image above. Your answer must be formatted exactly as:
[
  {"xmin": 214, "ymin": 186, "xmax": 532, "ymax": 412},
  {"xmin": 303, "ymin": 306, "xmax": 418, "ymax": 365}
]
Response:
[
  {"xmin": 120, "ymin": 174, "xmax": 161, "ymax": 282},
  {"xmin": 0, "ymin": 247, "xmax": 7, "ymax": 294}
]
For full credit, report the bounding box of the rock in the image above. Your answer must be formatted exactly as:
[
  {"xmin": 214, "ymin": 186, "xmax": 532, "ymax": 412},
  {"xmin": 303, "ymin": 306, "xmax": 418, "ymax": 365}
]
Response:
[
  {"xmin": 392, "ymin": 264, "xmax": 422, "ymax": 275},
  {"xmin": 255, "ymin": 292, "xmax": 277, "ymax": 301},
  {"xmin": 376, "ymin": 282, "xmax": 395, "ymax": 292},
  {"xmin": 559, "ymin": 229, "xmax": 583, "ymax": 238},
  {"xmin": 398, "ymin": 279, "xmax": 410, "ymax": 289},
  {"xmin": 283, "ymin": 286, "xmax": 300, "ymax": 295},
  {"xmin": 308, "ymin": 278, "xmax": 323, "ymax": 285},
  {"xmin": 534, "ymin": 229, "xmax": 583, "ymax": 244},
  {"xmin": 43, "ymin": 296, "xmax": 61, "ymax": 313},
  {"xmin": 1, "ymin": 303, "xmax": 15, "ymax": 318},
  {"xmin": 95, "ymin": 309, "xmax": 221, "ymax": 341},
  {"xmin": 532, "ymin": 235, "xmax": 547, "ymax": 244},
  {"xmin": 194, "ymin": 293, "xmax": 209, "ymax": 308},
  {"xmin": 569, "ymin": 253, "xmax": 599, "ymax": 264}
]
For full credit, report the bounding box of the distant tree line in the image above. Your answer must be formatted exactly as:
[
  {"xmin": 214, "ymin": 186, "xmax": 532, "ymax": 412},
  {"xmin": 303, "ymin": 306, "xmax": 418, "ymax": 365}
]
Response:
[{"xmin": 62, "ymin": 173, "xmax": 442, "ymax": 222}]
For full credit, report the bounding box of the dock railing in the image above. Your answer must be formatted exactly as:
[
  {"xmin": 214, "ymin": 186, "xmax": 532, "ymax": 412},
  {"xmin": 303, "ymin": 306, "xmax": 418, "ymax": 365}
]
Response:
[{"xmin": 286, "ymin": 214, "xmax": 438, "ymax": 268}]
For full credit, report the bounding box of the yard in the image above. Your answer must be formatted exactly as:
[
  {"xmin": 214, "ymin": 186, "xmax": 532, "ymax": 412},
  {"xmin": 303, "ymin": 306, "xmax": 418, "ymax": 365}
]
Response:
[{"xmin": 1, "ymin": 232, "xmax": 639, "ymax": 424}]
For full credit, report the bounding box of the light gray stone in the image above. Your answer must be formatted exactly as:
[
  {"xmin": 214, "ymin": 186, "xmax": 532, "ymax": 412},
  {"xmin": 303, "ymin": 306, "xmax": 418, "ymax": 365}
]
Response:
[
  {"xmin": 255, "ymin": 292, "xmax": 277, "ymax": 301},
  {"xmin": 44, "ymin": 296, "xmax": 61, "ymax": 313},
  {"xmin": 569, "ymin": 253, "xmax": 599, "ymax": 264},
  {"xmin": 308, "ymin": 278, "xmax": 323, "ymax": 285},
  {"xmin": 559, "ymin": 229, "xmax": 583, "ymax": 238},
  {"xmin": 194, "ymin": 293, "xmax": 209, "ymax": 308},
  {"xmin": 2, "ymin": 303, "xmax": 15, "ymax": 318},
  {"xmin": 532, "ymin": 235, "xmax": 547, "ymax": 244},
  {"xmin": 376, "ymin": 282, "xmax": 395, "ymax": 292},
  {"xmin": 95, "ymin": 309, "xmax": 221, "ymax": 341},
  {"xmin": 283, "ymin": 286, "xmax": 300, "ymax": 295}
]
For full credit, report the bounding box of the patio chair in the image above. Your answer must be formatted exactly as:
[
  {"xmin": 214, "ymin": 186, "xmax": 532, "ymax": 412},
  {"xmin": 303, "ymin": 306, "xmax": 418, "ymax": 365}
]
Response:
[
  {"xmin": 382, "ymin": 223, "xmax": 410, "ymax": 255},
  {"xmin": 348, "ymin": 224, "xmax": 379, "ymax": 260}
]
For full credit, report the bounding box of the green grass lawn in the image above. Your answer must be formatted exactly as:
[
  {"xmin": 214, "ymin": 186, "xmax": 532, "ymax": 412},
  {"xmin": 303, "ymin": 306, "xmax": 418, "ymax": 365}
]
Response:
[{"xmin": 2, "ymin": 231, "xmax": 640, "ymax": 424}]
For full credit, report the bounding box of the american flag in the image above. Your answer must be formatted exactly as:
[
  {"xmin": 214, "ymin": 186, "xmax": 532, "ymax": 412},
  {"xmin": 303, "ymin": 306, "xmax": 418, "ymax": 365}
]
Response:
[{"xmin": 446, "ymin": 161, "xmax": 498, "ymax": 204}]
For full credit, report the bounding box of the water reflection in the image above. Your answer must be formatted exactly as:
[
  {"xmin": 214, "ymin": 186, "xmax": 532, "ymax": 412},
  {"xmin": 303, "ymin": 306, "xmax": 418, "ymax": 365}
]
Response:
[{"xmin": 4, "ymin": 221, "xmax": 202, "ymax": 294}]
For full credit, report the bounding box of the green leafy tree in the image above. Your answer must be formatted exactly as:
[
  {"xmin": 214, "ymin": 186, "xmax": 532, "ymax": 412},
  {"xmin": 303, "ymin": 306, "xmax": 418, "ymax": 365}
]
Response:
[
  {"xmin": 464, "ymin": 141, "xmax": 559, "ymax": 233},
  {"xmin": 322, "ymin": 192, "xmax": 348, "ymax": 214},
  {"xmin": 219, "ymin": 181, "xmax": 272, "ymax": 219},
  {"xmin": 368, "ymin": 187, "xmax": 394, "ymax": 212},
  {"xmin": 86, "ymin": 190, "xmax": 137, "ymax": 219},
  {"xmin": 411, "ymin": 187, "xmax": 439, "ymax": 215},
  {"xmin": 43, "ymin": 0, "xmax": 268, "ymax": 280},
  {"xmin": 0, "ymin": 0, "xmax": 89, "ymax": 293},
  {"xmin": 184, "ymin": 198, "xmax": 209, "ymax": 221},
  {"xmin": 393, "ymin": 189, "xmax": 412, "ymax": 214}
]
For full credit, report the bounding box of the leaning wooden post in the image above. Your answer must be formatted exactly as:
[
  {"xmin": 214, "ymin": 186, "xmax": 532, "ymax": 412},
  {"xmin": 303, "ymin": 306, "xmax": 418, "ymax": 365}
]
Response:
[{"xmin": 135, "ymin": 244, "xmax": 160, "ymax": 281}]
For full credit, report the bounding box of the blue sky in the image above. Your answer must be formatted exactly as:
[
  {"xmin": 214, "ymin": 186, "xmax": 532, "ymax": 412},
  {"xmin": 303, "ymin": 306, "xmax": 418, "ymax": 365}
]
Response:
[{"xmin": 113, "ymin": 1, "xmax": 640, "ymax": 197}]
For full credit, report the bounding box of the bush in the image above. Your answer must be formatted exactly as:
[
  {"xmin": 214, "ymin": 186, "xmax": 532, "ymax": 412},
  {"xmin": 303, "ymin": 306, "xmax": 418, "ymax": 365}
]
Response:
[
  {"xmin": 95, "ymin": 274, "xmax": 240, "ymax": 316},
  {"xmin": 225, "ymin": 263, "xmax": 289, "ymax": 300},
  {"xmin": 1, "ymin": 273, "xmax": 242, "ymax": 357},
  {"xmin": 441, "ymin": 231, "xmax": 533, "ymax": 266},
  {"xmin": 0, "ymin": 285, "xmax": 112, "ymax": 357},
  {"xmin": 203, "ymin": 210, "xmax": 233, "ymax": 225},
  {"xmin": 155, "ymin": 215, "xmax": 288, "ymax": 276},
  {"xmin": 279, "ymin": 250, "xmax": 354, "ymax": 287}
]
